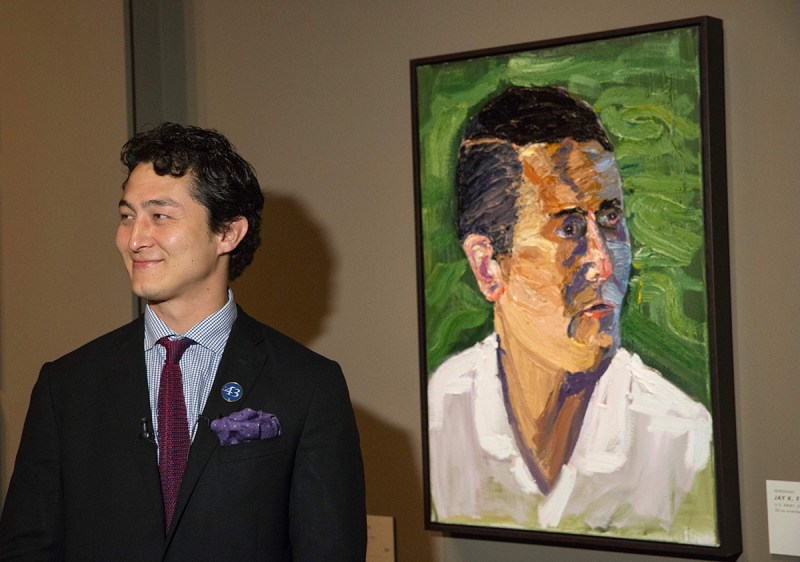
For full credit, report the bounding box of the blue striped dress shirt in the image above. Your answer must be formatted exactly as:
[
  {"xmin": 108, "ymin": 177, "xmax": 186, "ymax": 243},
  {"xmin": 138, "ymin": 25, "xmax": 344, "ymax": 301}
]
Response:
[{"xmin": 144, "ymin": 290, "xmax": 237, "ymax": 448}]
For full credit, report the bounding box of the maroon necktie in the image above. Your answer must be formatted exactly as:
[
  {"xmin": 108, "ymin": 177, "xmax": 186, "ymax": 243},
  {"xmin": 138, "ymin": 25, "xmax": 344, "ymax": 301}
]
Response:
[{"xmin": 157, "ymin": 336, "xmax": 192, "ymax": 532}]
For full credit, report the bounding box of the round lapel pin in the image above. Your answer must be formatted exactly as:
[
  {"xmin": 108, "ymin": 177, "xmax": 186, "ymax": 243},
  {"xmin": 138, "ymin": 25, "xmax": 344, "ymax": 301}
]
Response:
[{"xmin": 221, "ymin": 382, "xmax": 243, "ymax": 402}]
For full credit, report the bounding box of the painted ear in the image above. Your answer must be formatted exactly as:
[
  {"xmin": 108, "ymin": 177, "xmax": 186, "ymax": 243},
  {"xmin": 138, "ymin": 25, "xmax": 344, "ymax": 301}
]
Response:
[
  {"xmin": 462, "ymin": 233, "xmax": 504, "ymax": 302},
  {"xmin": 218, "ymin": 216, "xmax": 249, "ymax": 255}
]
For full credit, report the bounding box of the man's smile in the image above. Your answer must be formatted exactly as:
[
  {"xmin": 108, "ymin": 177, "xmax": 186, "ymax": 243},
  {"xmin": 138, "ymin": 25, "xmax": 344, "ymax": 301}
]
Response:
[{"xmin": 130, "ymin": 258, "xmax": 163, "ymax": 269}]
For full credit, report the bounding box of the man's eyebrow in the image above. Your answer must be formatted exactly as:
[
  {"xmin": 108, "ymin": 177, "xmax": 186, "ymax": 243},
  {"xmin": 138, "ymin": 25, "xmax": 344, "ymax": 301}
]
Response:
[
  {"xmin": 551, "ymin": 207, "xmax": 586, "ymax": 219},
  {"xmin": 549, "ymin": 198, "xmax": 623, "ymax": 218},
  {"xmin": 599, "ymin": 198, "xmax": 623, "ymax": 211},
  {"xmin": 118, "ymin": 198, "xmax": 181, "ymax": 209}
]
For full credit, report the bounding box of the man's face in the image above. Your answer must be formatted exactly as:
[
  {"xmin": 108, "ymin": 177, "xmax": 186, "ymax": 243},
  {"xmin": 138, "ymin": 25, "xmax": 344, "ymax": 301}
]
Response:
[
  {"xmin": 494, "ymin": 139, "xmax": 631, "ymax": 372},
  {"xmin": 116, "ymin": 163, "xmax": 229, "ymax": 311}
]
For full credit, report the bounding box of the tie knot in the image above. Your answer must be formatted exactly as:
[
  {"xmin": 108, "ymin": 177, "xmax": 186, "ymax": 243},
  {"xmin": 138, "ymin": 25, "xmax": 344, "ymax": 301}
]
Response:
[{"xmin": 157, "ymin": 336, "xmax": 192, "ymax": 365}]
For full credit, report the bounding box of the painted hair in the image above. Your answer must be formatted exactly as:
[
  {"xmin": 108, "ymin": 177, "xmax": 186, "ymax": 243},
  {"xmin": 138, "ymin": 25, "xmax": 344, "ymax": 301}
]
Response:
[
  {"xmin": 456, "ymin": 86, "xmax": 612, "ymax": 254},
  {"xmin": 121, "ymin": 122, "xmax": 264, "ymax": 280}
]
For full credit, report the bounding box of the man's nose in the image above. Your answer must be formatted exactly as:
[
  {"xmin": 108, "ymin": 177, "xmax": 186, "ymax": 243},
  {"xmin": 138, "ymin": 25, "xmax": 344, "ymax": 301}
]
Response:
[
  {"xmin": 128, "ymin": 219, "xmax": 153, "ymax": 252},
  {"xmin": 583, "ymin": 213, "xmax": 612, "ymax": 282}
]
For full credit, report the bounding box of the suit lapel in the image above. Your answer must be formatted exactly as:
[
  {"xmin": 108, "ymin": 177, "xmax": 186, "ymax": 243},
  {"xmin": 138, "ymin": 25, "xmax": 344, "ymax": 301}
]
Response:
[
  {"xmin": 167, "ymin": 311, "xmax": 269, "ymax": 539},
  {"xmin": 106, "ymin": 317, "xmax": 165, "ymax": 522}
]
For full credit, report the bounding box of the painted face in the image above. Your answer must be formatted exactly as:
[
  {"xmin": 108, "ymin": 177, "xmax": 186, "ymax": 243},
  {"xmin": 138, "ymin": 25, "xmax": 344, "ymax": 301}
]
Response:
[
  {"xmin": 494, "ymin": 139, "xmax": 631, "ymax": 373},
  {"xmin": 116, "ymin": 163, "xmax": 229, "ymax": 311}
]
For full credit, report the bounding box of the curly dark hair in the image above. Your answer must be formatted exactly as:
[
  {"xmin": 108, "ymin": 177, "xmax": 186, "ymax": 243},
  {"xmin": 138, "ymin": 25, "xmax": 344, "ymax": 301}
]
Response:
[{"xmin": 121, "ymin": 122, "xmax": 264, "ymax": 280}]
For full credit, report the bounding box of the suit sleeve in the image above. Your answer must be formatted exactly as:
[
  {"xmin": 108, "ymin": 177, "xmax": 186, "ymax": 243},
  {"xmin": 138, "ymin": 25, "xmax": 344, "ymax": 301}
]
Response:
[
  {"xmin": 0, "ymin": 364, "xmax": 65, "ymax": 560},
  {"xmin": 288, "ymin": 362, "xmax": 366, "ymax": 561}
]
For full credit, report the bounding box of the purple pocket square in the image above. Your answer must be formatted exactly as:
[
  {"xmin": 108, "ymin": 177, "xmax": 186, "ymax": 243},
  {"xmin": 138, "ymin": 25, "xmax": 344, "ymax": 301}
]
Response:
[{"xmin": 210, "ymin": 408, "xmax": 281, "ymax": 446}]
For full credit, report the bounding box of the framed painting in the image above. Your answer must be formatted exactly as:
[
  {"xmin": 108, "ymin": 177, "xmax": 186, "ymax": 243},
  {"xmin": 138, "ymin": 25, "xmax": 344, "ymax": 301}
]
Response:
[{"xmin": 412, "ymin": 16, "xmax": 741, "ymax": 559}]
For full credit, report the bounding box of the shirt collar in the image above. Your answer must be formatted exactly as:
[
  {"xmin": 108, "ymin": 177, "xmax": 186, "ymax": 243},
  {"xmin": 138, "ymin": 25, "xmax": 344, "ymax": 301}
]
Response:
[{"xmin": 144, "ymin": 289, "xmax": 238, "ymax": 353}]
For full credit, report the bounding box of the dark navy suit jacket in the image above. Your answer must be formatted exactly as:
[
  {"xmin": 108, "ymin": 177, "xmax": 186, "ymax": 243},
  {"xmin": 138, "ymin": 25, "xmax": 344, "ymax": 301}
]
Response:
[{"xmin": 0, "ymin": 309, "xmax": 367, "ymax": 561}]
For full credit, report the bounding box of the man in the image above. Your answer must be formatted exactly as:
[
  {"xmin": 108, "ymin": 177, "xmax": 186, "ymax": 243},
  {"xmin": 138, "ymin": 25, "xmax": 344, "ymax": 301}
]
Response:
[
  {"xmin": 0, "ymin": 123, "xmax": 367, "ymax": 560},
  {"xmin": 428, "ymin": 87, "xmax": 713, "ymax": 540}
]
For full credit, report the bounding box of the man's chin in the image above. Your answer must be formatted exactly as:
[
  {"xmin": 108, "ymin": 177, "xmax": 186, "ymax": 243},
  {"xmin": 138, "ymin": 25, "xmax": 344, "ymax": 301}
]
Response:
[
  {"xmin": 568, "ymin": 316, "xmax": 619, "ymax": 353},
  {"xmin": 130, "ymin": 285, "xmax": 166, "ymax": 305}
]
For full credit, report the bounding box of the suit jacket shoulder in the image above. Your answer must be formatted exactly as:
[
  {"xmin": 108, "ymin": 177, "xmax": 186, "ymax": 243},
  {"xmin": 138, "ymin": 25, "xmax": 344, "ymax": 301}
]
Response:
[{"xmin": 43, "ymin": 315, "xmax": 144, "ymax": 376}]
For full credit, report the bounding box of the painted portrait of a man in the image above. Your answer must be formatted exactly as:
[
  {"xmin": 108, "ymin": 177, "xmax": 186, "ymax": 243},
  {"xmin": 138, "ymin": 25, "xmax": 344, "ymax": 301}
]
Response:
[
  {"xmin": 426, "ymin": 86, "xmax": 713, "ymax": 541},
  {"xmin": 414, "ymin": 21, "xmax": 738, "ymax": 554}
]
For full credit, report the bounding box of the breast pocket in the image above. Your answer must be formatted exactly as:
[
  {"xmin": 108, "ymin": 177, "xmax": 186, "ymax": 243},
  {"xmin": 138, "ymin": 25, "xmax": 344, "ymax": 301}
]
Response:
[{"xmin": 217, "ymin": 435, "xmax": 287, "ymax": 462}]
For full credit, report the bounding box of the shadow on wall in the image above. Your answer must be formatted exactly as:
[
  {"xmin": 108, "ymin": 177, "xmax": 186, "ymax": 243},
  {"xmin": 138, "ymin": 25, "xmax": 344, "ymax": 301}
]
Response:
[
  {"xmin": 232, "ymin": 191, "xmax": 333, "ymax": 345},
  {"xmin": 354, "ymin": 405, "xmax": 435, "ymax": 562},
  {"xmin": 234, "ymin": 193, "xmax": 435, "ymax": 559}
]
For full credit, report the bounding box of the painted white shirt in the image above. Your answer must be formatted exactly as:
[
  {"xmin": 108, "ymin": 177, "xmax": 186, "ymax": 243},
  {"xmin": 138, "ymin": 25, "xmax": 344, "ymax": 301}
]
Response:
[{"xmin": 428, "ymin": 334, "xmax": 713, "ymax": 538}]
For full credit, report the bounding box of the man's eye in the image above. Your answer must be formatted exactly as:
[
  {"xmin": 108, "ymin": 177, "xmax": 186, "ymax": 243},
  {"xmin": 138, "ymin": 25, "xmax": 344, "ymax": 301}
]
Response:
[
  {"xmin": 120, "ymin": 213, "xmax": 133, "ymax": 222},
  {"xmin": 597, "ymin": 208, "xmax": 622, "ymax": 228},
  {"xmin": 556, "ymin": 215, "xmax": 586, "ymax": 239},
  {"xmin": 153, "ymin": 213, "xmax": 169, "ymax": 220}
]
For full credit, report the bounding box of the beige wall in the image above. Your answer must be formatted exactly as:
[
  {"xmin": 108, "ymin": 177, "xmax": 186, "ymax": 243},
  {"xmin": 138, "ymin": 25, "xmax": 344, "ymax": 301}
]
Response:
[
  {"xmin": 2, "ymin": 1, "xmax": 799, "ymax": 561},
  {"xmin": 0, "ymin": 1, "xmax": 132, "ymax": 495}
]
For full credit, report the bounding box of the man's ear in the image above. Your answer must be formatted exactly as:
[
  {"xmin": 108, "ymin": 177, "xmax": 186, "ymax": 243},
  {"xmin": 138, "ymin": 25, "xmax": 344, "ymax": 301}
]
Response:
[
  {"xmin": 462, "ymin": 233, "xmax": 504, "ymax": 302},
  {"xmin": 218, "ymin": 216, "xmax": 249, "ymax": 255}
]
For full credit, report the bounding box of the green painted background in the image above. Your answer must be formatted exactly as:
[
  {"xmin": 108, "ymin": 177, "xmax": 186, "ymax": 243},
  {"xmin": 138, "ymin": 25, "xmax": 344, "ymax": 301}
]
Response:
[{"xmin": 416, "ymin": 26, "xmax": 711, "ymax": 407}]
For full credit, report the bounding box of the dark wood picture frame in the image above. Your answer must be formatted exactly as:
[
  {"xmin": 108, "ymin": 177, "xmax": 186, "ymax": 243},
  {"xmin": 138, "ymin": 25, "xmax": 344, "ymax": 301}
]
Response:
[{"xmin": 412, "ymin": 16, "xmax": 740, "ymax": 559}]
